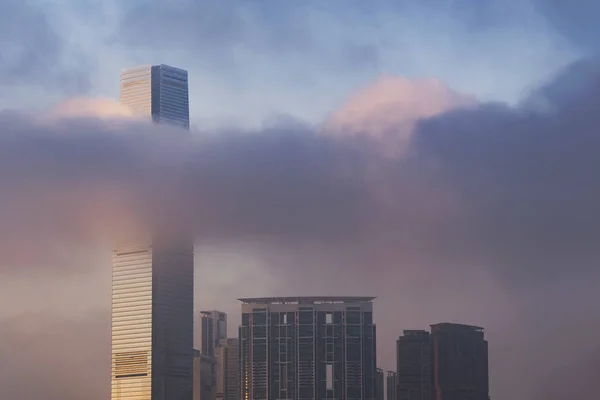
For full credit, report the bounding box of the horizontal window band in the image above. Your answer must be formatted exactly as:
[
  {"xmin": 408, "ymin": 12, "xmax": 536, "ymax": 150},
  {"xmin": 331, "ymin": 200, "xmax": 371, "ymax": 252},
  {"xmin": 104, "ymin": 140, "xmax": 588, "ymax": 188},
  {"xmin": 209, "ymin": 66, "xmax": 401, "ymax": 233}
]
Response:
[{"xmin": 115, "ymin": 373, "xmax": 148, "ymax": 379}]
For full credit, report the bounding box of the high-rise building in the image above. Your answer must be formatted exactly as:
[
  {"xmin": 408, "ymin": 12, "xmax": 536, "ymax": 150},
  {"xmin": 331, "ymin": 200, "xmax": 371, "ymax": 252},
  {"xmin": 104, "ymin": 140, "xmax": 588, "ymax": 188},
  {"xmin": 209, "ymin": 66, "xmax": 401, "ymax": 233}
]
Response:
[
  {"xmin": 194, "ymin": 350, "xmax": 217, "ymax": 400},
  {"xmin": 111, "ymin": 65, "xmax": 193, "ymax": 400},
  {"xmin": 397, "ymin": 330, "xmax": 432, "ymax": 400},
  {"xmin": 215, "ymin": 338, "xmax": 240, "ymax": 400},
  {"xmin": 376, "ymin": 368, "xmax": 385, "ymax": 400},
  {"xmin": 193, "ymin": 350, "xmax": 201, "ymax": 400},
  {"xmin": 119, "ymin": 64, "xmax": 190, "ymax": 128},
  {"xmin": 386, "ymin": 371, "xmax": 398, "ymax": 400},
  {"xmin": 198, "ymin": 311, "xmax": 228, "ymax": 356},
  {"xmin": 239, "ymin": 296, "xmax": 377, "ymax": 400},
  {"xmin": 430, "ymin": 323, "xmax": 489, "ymax": 400}
]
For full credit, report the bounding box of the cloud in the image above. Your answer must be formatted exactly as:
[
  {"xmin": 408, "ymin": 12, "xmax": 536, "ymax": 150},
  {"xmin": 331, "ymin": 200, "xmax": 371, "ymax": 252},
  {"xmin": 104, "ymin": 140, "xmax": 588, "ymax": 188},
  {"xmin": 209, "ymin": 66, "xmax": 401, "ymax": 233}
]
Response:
[
  {"xmin": 49, "ymin": 97, "xmax": 133, "ymax": 119},
  {"xmin": 324, "ymin": 76, "xmax": 474, "ymax": 153},
  {"xmin": 5, "ymin": 0, "xmax": 578, "ymax": 130},
  {"xmin": 1, "ymin": 61, "xmax": 600, "ymax": 399},
  {"xmin": 112, "ymin": 0, "xmax": 574, "ymax": 110},
  {"xmin": 0, "ymin": 0, "xmax": 90, "ymax": 95},
  {"xmin": 114, "ymin": 0, "xmax": 377, "ymax": 71}
]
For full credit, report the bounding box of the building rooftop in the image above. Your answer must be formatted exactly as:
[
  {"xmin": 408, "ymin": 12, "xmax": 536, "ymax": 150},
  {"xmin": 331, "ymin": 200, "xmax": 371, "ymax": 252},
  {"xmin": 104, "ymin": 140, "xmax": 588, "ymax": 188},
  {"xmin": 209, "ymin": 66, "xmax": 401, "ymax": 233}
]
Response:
[
  {"xmin": 121, "ymin": 64, "xmax": 187, "ymax": 72},
  {"xmin": 238, "ymin": 296, "xmax": 376, "ymax": 305},
  {"xmin": 402, "ymin": 329, "xmax": 429, "ymax": 335},
  {"xmin": 430, "ymin": 322, "xmax": 484, "ymax": 332}
]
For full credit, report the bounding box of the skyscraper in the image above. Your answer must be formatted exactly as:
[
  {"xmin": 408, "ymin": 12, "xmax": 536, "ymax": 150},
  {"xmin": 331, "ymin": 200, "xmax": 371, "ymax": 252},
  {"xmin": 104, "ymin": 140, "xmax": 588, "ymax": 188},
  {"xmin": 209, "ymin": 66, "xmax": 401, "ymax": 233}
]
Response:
[
  {"xmin": 119, "ymin": 64, "xmax": 190, "ymax": 128},
  {"xmin": 111, "ymin": 65, "xmax": 194, "ymax": 400},
  {"xmin": 215, "ymin": 338, "xmax": 240, "ymax": 400},
  {"xmin": 239, "ymin": 296, "xmax": 377, "ymax": 400},
  {"xmin": 386, "ymin": 371, "xmax": 398, "ymax": 400},
  {"xmin": 430, "ymin": 323, "xmax": 489, "ymax": 400},
  {"xmin": 376, "ymin": 368, "xmax": 385, "ymax": 400},
  {"xmin": 198, "ymin": 311, "xmax": 228, "ymax": 356},
  {"xmin": 397, "ymin": 330, "xmax": 432, "ymax": 400}
]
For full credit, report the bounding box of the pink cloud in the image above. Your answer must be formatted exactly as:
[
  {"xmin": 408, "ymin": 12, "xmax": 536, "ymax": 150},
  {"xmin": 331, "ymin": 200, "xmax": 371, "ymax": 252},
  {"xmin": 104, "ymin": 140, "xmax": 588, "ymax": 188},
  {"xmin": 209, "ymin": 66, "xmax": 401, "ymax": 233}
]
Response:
[{"xmin": 324, "ymin": 76, "xmax": 475, "ymax": 154}]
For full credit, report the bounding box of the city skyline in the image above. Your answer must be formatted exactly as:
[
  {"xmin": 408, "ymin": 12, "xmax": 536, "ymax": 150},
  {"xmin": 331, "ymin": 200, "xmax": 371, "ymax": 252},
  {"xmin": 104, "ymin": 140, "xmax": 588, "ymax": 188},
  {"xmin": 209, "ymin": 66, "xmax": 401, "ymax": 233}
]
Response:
[
  {"xmin": 111, "ymin": 64, "xmax": 489, "ymax": 400},
  {"xmin": 1, "ymin": 2, "xmax": 600, "ymax": 400}
]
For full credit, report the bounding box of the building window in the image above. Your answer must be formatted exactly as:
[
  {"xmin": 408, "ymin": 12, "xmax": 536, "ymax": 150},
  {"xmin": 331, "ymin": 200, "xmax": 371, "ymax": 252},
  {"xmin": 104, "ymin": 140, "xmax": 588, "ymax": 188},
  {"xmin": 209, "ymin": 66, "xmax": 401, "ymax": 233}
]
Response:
[{"xmin": 326, "ymin": 363, "xmax": 333, "ymax": 390}]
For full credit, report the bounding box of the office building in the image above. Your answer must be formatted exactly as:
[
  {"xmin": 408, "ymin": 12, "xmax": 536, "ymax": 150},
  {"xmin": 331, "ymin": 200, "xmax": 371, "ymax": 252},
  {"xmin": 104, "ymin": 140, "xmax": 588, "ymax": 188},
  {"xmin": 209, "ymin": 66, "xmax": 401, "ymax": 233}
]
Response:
[
  {"xmin": 386, "ymin": 372, "xmax": 397, "ymax": 400},
  {"xmin": 198, "ymin": 311, "xmax": 228, "ymax": 356},
  {"xmin": 239, "ymin": 296, "xmax": 377, "ymax": 400},
  {"xmin": 376, "ymin": 368, "xmax": 384, "ymax": 400},
  {"xmin": 193, "ymin": 350, "xmax": 201, "ymax": 400},
  {"xmin": 111, "ymin": 65, "xmax": 193, "ymax": 400},
  {"xmin": 119, "ymin": 64, "xmax": 190, "ymax": 128},
  {"xmin": 397, "ymin": 330, "xmax": 432, "ymax": 400},
  {"xmin": 430, "ymin": 323, "xmax": 489, "ymax": 400},
  {"xmin": 215, "ymin": 338, "xmax": 240, "ymax": 400},
  {"xmin": 194, "ymin": 350, "xmax": 217, "ymax": 400}
]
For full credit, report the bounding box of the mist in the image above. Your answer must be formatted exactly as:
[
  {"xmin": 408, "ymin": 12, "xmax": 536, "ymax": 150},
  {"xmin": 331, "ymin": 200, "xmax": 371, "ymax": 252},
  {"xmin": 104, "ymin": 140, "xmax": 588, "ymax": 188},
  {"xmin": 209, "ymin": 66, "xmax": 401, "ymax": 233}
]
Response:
[{"xmin": 0, "ymin": 60, "xmax": 599, "ymax": 399}]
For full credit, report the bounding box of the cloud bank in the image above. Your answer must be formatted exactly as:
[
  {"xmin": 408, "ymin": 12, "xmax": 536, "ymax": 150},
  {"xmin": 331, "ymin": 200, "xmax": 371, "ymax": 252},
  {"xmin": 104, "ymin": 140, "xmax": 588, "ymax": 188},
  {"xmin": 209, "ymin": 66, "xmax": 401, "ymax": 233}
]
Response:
[
  {"xmin": 1, "ymin": 61, "xmax": 600, "ymax": 399},
  {"xmin": 325, "ymin": 76, "xmax": 474, "ymax": 153}
]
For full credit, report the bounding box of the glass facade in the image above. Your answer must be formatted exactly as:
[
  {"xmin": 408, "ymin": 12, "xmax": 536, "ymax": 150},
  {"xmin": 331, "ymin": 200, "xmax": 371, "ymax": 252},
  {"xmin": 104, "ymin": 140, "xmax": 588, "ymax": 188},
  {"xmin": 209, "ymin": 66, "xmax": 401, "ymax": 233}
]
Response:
[
  {"xmin": 198, "ymin": 310, "xmax": 228, "ymax": 357},
  {"xmin": 386, "ymin": 372, "xmax": 398, "ymax": 400},
  {"xmin": 239, "ymin": 297, "xmax": 377, "ymax": 400},
  {"xmin": 112, "ymin": 65, "xmax": 194, "ymax": 400},
  {"xmin": 375, "ymin": 368, "xmax": 384, "ymax": 400},
  {"xmin": 120, "ymin": 64, "xmax": 190, "ymax": 128},
  {"xmin": 430, "ymin": 324, "xmax": 489, "ymax": 400},
  {"xmin": 119, "ymin": 66, "xmax": 153, "ymax": 117},
  {"xmin": 223, "ymin": 338, "xmax": 240, "ymax": 400},
  {"xmin": 397, "ymin": 330, "xmax": 432, "ymax": 400}
]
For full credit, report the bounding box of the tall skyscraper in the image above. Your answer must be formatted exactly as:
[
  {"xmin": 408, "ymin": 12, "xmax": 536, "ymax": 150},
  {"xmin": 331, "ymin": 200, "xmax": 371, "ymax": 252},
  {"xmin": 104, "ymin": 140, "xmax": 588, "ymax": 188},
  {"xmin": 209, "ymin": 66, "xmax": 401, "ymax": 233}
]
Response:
[
  {"xmin": 376, "ymin": 368, "xmax": 385, "ymax": 400},
  {"xmin": 215, "ymin": 338, "xmax": 240, "ymax": 400},
  {"xmin": 198, "ymin": 310, "xmax": 228, "ymax": 356},
  {"xmin": 397, "ymin": 330, "xmax": 432, "ymax": 400},
  {"xmin": 111, "ymin": 65, "xmax": 194, "ymax": 400},
  {"xmin": 430, "ymin": 323, "xmax": 489, "ymax": 400},
  {"xmin": 239, "ymin": 296, "xmax": 377, "ymax": 400},
  {"xmin": 119, "ymin": 64, "xmax": 190, "ymax": 128},
  {"xmin": 386, "ymin": 371, "xmax": 398, "ymax": 400}
]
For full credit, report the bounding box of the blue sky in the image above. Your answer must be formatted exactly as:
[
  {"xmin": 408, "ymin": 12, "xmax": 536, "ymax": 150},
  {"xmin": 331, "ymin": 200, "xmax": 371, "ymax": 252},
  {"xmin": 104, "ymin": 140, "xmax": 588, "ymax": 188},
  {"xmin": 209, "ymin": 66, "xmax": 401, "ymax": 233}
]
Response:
[{"xmin": 2, "ymin": 0, "xmax": 592, "ymax": 128}]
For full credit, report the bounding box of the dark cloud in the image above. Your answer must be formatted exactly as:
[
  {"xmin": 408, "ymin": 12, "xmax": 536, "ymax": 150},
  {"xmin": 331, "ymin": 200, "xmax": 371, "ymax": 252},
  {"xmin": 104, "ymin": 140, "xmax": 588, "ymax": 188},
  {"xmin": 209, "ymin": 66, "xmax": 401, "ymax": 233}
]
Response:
[
  {"xmin": 0, "ymin": 0, "xmax": 90, "ymax": 94},
  {"xmin": 411, "ymin": 65, "xmax": 600, "ymax": 285},
  {"xmin": 525, "ymin": 58, "xmax": 600, "ymax": 110},
  {"xmin": 0, "ymin": 113, "xmax": 380, "ymax": 269},
  {"xmin": 1, "ymin": 60, "xmax": 600, "ymax": 399}
]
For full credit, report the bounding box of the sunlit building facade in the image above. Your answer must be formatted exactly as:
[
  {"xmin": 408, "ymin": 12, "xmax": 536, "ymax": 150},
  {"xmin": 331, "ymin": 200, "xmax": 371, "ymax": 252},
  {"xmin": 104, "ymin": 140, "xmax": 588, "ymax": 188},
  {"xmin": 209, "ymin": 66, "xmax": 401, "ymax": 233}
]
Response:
[
  {"xmin": 119, "ymin": 64, "xmax": 190, "ymax": 128},
  {"xmin": 239, "ymin": 296, "xmax": 377, "ymax": 400},
  {"xmin": 111, "ymin": 65, "xmax": 194, "ymax": 400}
]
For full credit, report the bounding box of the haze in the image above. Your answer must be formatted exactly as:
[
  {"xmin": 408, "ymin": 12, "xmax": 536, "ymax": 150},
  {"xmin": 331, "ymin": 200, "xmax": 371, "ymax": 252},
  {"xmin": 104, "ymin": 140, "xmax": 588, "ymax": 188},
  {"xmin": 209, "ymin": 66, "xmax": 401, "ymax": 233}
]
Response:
[{"xmin": 1, "ymin": 1, "xmax": 600, "ymax": 399}]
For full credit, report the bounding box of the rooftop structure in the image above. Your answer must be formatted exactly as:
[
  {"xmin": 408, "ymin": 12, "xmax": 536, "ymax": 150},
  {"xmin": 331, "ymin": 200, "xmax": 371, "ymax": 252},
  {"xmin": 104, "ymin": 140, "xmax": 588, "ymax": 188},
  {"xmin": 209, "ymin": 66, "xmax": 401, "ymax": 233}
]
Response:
[{"xmin": 238, "ymin": 296, "xmax": 376, "ymax": 304}]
